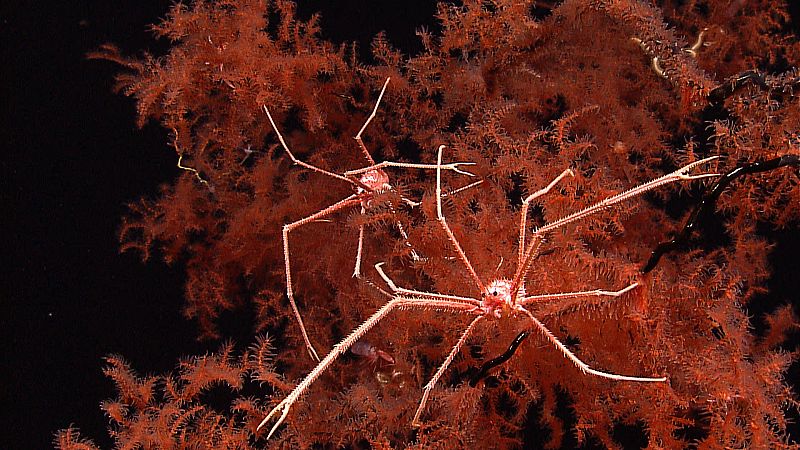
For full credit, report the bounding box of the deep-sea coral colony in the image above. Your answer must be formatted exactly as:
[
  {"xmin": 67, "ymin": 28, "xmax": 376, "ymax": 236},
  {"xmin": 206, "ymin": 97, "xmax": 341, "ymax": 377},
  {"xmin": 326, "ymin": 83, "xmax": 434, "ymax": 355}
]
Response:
[
  {"xmin": 263, "ymin": 78, "xmax": 476, "ymax": 361},
  {"xmin": 258, "ymin": 145, "xmax": 720, "ymax": 439}
]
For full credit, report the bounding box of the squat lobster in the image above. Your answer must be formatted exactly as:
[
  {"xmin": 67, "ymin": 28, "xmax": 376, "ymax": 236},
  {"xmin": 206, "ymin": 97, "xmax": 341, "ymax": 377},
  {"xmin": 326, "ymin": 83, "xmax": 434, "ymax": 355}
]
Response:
[
  {"xmin": 258, "ymin": 145, "xmax": 719, "ymax": 438},
  {"xmin": 264, "ymin": 78, "xmax": 477, "ymax": 361}
]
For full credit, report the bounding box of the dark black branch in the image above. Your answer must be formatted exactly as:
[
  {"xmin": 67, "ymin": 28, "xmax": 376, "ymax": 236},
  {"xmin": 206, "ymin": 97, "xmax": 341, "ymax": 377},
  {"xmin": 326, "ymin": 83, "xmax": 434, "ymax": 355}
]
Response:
[
  {"xmin": 642, "ymin": 154, "xmax": 800, "ymax": 273},
  {"xmin": 469, "ymin": 331, "xmax": 530, "ymax": 386}
]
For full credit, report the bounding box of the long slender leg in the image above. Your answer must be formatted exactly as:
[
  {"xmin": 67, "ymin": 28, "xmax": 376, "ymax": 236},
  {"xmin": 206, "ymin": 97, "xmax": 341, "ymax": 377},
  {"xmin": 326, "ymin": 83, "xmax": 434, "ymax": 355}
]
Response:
[
  {"xmin": 518, "ymin": 169, "xmax": 574, "ymax": 266},
  {"xmin": 389, "ymin": 203, "xmax": 422, "ymax": 261},
  {"xmin": 354, "ymin": 78, "xmax": 391, "ymax": 165},
  {"xmin": 397, "ymin": 179, "xmax": 486, "ymax": 265},
  {"xmin": 264, "ymin": 105, "xmax": 357, "ymax": 186},
  {"xmin": 514, "ymin": 156, "xmax": 719, "ymax": 290},
  {"xmin": 284, "ymin": 194, "xmax": 362, "ymax": 361},
  {"xmin": 412, "ymin": 315, "xmax": 484, "ymax": 426},
  {"xmin": 443, "ymin": 179, "xmax": 484, "ymax": 199},
  {"xmin": 536, "ymin": 157, "xmax": 718, "ymax": 236},
  {"xmin": 436, "ymin": 145, "xmax": 486, "ymax": 292},
  {"xmin": 352, "ymin": 202, "xmax": 424, "ymax": 278},
  {"xmin": 516, "ymin": 306, "xmax": 666, "ymax": 382},
  {"xmin": 520, "ymin": 282, "xmax": 638, "ymax": 307},
  {"xmin": 353, "ymin": 206, "xmax": 366, "ymax": 278},
  {"xmin": 393, "ymin": 179, "xmax": 485, "ymax": 263},
  {"xmin": 511, "ymin": 234, "xmax": 543, "ymax": 301},
  {"xmin": 344, "ymin": 160, "xmax": 476, "ymax": 177},
  {"xmin": 258, "ymin": 295, "xmax": 480, "ymax": 439},
  {"xmin": 349, "ymin": 77, "xmax": 476, "ymax": 176},
  {"xmin": 401, "ymin": 179, "xmax": 485, "ymax": 209},
  {"xmin": 375, "ymin": 262, "xmax": 481, "ymax": 306}
]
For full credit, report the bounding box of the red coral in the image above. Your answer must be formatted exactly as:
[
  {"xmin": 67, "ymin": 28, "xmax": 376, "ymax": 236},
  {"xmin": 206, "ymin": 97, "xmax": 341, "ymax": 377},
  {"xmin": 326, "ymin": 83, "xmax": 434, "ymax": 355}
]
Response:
[{"xmin": 68, "ymin": 0, "xmax": 800, "ymax": 448}]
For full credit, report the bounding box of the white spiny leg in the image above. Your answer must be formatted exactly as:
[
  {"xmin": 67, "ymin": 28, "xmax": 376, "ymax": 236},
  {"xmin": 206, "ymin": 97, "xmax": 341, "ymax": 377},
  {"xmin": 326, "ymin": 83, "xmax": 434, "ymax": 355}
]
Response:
[
  {"xmin": 264, "ymin": 105, "xmax": 357, "ymax": 186},
  {"xmin": 443, "ymin": 179, "xmax": 484, "ymax": 199},
  {"xmin": 349, "ymin": 77, "xmax": 477, "ymax": 178},
  {"xmin": 436, "ymin": 145, "xmax": 486, "ymax": 292},
  {"xmin": 512, "ymin": 236, "xmax": 543, "ymax": 299},
  {"xmin": 344, "ymin": 160, "xmax": 476, "ymax": 178},
  {"xmin": 354, "ymin": 78, "xmax": 390, "ymax": 164},
  {"xmin": 374, "ymin": 262, "xmax": 481, "ymax": 306},
  {"xmin": 514, "ymin": 156, "xmax": 719, "ymax": 288},
  {"xmin": 517, "ymin": 306, "xmax": 666, "ymax": 382},
  {"xmin": 393, "ymin": 178, "xmax": 486, "ymax": 264},
  {"xmin": 520, "ymin": 283, "xmax": 638, "ymax": 306},
  {"xmin": 518, "ymin": 168, "xmax": 574, "ymax": 266},
  {"xmin": 412, "ymin": 315, "xmax": 484, "ymax": 426},
  {"xmin": 399, "ymin": 180, "xmax": 486, "ymax": 209},
  {"xmin": 258, "ymin": 293, "xmax": 480, "ymax": 439},
  {"xmin": 393, "ymin": 213, "xmax": 422, "ymax": 262},
  {"xmin": 284, "ymin": 194, "xmax": 362, "ymax": 362},
  {"xmin": 353, "ymin": 206, "xmax": 366, "ymax": 278}
]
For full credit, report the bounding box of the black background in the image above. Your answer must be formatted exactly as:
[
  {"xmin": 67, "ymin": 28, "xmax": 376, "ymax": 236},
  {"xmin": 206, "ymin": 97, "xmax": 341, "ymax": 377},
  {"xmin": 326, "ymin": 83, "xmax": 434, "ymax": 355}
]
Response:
[{"xmin": 3, "ymin": 1, "xmax": 799, "ymax": 449}]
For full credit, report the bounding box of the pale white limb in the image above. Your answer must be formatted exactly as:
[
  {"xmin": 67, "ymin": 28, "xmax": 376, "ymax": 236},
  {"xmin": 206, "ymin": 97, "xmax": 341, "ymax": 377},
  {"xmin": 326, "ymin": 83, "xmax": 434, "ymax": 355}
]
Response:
[
  {"xmin": 354, "ymin": 78, "xmax": 391, "ymax": 165},
  {"xmin": 353, "ymin": 206, "xmax": 366, "ymax": 278},
  {"xmin": 443, "ymin": 179, "xmax": 484, "ymax": 199},
  {"xmin": 401, "ymin": 197, "xmax": 422, "ymax": 208},
  {"xmin": 352, "ymin": 201, "xmax": 422, "ymax": 278},
  {"xmin": 392, "ymin": 211, "xmax": 423, "ymax": 262},
  {"xmin": 344, "ymin": 160, "xmax": 477, "ymax": 178},
  {"xmin": 375, "ymin": 262, "xmax": 481, "ymax": 306},
  {"xmin": 264, "ymin": 105, "xmax": 356, "ymax": 186},
  {"xmin": 513, "ymin": 235, "xmax": 543, "ymax": 299},
  {"xmin": 284, "ymin": 194, "xmax": 362, "ymax": 362},
  {"xmin": 520, "ymin": 282, "xmax": 638, "ymax": 306},
  {"xmin": 516, "ymin": 306, "xmax": 667, "ymax": 382},
  {"xmin": 436, "ymin": 145, "xmax": 486, "ymax": 292},
  {"xmin": 257, "ymin": 294, "xmax": 480, "ymax": 439},
  {"xmin": 412, "ymin": 315, "xmax": 484, "ymax": 426},
  {"xmin": 351, "ymin": 78, "xmax": 473, "ymax": 180},
  {"xmin": 397, "ymin": 179, "xmax": 486, "ymax": 264},
  {"xmin": 518, "ymin": 168, "xmax": 574, "ymax": 266},
  {"xmin": 400, "ymin": 179, "xmax": 485, "ymax": 209},
  {"xmin": 513, "ymin": 156, "xmax": 719, "ymax": 290}
]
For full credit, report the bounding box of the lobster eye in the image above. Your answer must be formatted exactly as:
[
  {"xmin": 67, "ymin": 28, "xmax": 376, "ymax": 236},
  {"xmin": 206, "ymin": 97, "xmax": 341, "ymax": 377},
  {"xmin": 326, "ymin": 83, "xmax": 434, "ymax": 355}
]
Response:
[{"xmin": 492, "ymin": 291, "xmax": 497, "ymax": 296}]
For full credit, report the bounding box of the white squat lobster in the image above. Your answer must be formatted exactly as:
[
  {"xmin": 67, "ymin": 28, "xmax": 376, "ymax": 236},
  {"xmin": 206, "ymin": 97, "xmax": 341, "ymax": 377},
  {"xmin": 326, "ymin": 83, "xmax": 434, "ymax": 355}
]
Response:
[{"xmin": 258, "ymin": 145, "xmax": 719, "ymax": 439}]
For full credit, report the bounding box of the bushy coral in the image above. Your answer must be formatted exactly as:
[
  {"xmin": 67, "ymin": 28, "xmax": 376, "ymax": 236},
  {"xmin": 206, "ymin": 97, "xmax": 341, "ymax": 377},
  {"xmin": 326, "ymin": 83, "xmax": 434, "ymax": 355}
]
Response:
[{"xmin": 65, "ymin": 0, "xmax": 800, "ymax": 448}]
